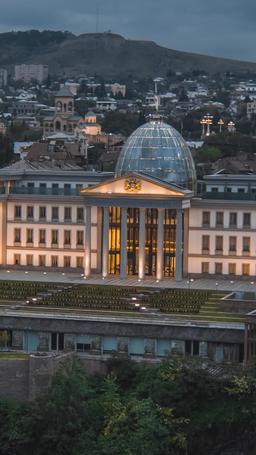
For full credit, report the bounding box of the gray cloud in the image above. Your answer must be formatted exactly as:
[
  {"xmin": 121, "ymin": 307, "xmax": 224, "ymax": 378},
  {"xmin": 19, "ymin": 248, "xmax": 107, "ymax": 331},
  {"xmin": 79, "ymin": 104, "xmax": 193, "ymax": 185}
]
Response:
[{"xmin": 0, "ymin": 0, "xmax": 255, "ymax": 61}]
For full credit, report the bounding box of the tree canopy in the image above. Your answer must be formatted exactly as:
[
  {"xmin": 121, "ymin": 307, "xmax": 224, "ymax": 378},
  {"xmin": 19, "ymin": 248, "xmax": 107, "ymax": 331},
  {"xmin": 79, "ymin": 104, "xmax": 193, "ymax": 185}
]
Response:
[{"xmin": 0, "ymin": 357, "xmax": 256, "ymax": 455}]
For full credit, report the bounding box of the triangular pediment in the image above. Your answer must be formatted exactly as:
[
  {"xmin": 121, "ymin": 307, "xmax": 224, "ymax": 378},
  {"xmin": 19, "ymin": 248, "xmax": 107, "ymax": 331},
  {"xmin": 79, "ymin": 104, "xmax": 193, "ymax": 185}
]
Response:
[{"xmin": 81, "ymin": 173, "xmax": 190, "ymax": 197}]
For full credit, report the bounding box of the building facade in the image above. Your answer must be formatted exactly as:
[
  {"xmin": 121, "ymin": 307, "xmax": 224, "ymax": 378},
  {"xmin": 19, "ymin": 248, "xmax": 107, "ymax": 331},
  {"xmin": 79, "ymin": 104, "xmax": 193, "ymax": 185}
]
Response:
[
  {"xmin": 0, "ymin": 120, "xmax": 255, "ymax": 280},
  {"xmin": 0, "ymin": 68, "xmax": 7, "ymax": 88},
  {"xmin": 14, "ymin": 64, "xmax": 48, "ymax": 84}
]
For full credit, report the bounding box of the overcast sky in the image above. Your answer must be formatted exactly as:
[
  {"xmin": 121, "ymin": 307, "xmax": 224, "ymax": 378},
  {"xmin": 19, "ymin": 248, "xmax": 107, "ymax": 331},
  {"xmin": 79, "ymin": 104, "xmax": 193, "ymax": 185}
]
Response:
[{"xmin": 0, "ymin": 0, "xmax": 255, "ymax": 61}]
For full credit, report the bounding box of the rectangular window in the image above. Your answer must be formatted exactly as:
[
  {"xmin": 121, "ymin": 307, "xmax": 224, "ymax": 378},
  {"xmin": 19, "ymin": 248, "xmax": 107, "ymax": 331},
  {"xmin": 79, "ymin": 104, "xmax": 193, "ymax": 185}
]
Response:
[
  {"xmin": 242, "ymin": 264, "xmax": 250, "ymax": 276},
  {"xmin": 229, "ymin": 236, "xmax": 237, "ymax": 253},
  {"xmin": 27, "ymin": 206, "xmax": 34, "ymax": 219},
  {"xmin": 215, "ymin": 263, "xmax": 223, "ymax": 274},
  {"xmin": 64, "ymin": 256, "xmax": 71, "ymax": 268},
  {"xmin": 64, "ymin": 230, "xmax": 71, "ymax": 245},
  {"xmin": 27, "ymin": 182, "xmax": 34, "ymax": 188},
  {"xmin": 243, "ymin": 213, "xmax": 251, "ymax": 228},
  {"xmin": 26, "ymin": 254, "xmax": 33, "ymax": 266},
  {"xmin": 40, "ymin": 184, "xmax": 47, "ymax": 194},
  {"xmin": 52, "ymin": 183, "xmax": 59, "ymax": 194},
  {"xmin": 229, "ymin": 212, "xmax": 237, "ymax": 227},
  {"xmin": 14, "ymin": 228, "xmax": 21, "ymax": 243},
  {"xmin": 14, "ymin": 254, "xmax": 21, "ymax": 265},
  {"xmin": 39, "ymin": 229, "xmax": 46, "ymax": 244},
  {"xmin": 64, "ymin": 183, "xmax": 71, "ymax": 194},
  {"xmin": 64, "ymin": 207, "xmax": 72, "ymax": 221},
  {"xmin": 211, "ymin": 187, "xmax": 218, "ymax": 192},
  {"xmin": 215, "ymin": 236, "xmax": 223, "ymax": 252},
  {"xmin": 238, "ymin": 188, "xmax": 245, "ymax": 193},
  {"xmin": 216, "ymin": 211, "xmax": 223, "ymax": 227},
  {"xmin": 201, "ymin": 262, "xmax": 209, "ymax": 274},
  {"xmin": 77, "ymin": 207, "xmax": 84, "ymax": 222},
  {"xmin": 52, "ymin": 207, "xmax": 59, "ymax": 221},
  {"xmin": 228, "ymin": 263, "xmax": 236, "ymax": 275},
  {"xmin": 51, "ymin": 255, "xmax": 58, "ymax": 267},
  {"xmin": 243, "ymin": 237, "xmax": 250, "ymax": 253},
  {"xmin": 26, "ymin": 229, "xmax": 33, "ymax": 244},
  {"xmin": 39, "ymin": 206, "xmax": 46, "ymax": 220},
  {"xmin": 14, "ymin": 205, "xmax": 21, "ymax": 219},
  {"xmin": 39, "ymin": 255, "xmax": 46, "ymax": 267},
  {"xmin": 51, "ymin": 230, "xmax": 58, "ymax": 245},
  {"xmin": 76, "ymin": 257, "xmax": 83, "ymax": 268},
  {"xmin": 202, "ymin": 235, "xmax": 210, "ymax": 252},
  {"xmin": 202, "ymin": 211, "xmax": 210, "ymax": 227},
  {"xmin": 226, "ymin": 187, "xmax": 232, "ymax": 193},
  {"xmin": 76, "ymin": 230, "xmax": 84, "ymax": 246}
]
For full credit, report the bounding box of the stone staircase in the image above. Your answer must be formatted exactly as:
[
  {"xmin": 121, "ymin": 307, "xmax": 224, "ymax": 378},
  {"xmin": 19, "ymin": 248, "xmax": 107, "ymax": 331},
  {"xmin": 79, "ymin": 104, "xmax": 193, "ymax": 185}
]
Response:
[{"xmin": 196, "ymin": 293, "xmax": 246, "ymax": 323}]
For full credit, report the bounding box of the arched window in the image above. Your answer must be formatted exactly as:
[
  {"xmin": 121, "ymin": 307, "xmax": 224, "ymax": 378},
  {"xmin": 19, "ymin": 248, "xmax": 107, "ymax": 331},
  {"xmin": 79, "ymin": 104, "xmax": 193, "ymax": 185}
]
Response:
[
  {"xmin": 64, "ymin": 103, "xmax": 67, "ymax": 112},
  {"xmin": 63, "ymin": 124, "xmax": 67, "ymax": 131},
  {"xmin": 68, "ymin": 101, "xmax": 73, "ymax": 112},
  {"xmin": 56, "ymin": 101, "xmax": 62, "ymax": 112},
  {"xmin": 55, "ymin": 121, "xmax": 61, "ymax": 131}
]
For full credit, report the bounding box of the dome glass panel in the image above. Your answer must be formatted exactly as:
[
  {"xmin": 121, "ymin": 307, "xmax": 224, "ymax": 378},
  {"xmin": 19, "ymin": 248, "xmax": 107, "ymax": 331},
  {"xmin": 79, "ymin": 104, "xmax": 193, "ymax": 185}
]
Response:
[{"xmin": 115, "ymin": 120, "xmax": 197, "ymax": 191}]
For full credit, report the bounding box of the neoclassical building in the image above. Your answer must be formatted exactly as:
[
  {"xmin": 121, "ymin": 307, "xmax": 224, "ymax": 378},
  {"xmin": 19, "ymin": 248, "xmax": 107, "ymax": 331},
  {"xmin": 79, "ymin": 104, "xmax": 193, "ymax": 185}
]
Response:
[{"xmin": 0, "ymin": 118, "xmax": 256, "ymax": 280}]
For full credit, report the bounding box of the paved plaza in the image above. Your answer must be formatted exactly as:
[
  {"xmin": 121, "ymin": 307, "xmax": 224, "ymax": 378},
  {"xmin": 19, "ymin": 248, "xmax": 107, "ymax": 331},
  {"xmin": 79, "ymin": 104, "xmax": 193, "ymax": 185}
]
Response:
[{"xmin": 0, "ymin": 269, "xmax": 256, "ymax": 293}]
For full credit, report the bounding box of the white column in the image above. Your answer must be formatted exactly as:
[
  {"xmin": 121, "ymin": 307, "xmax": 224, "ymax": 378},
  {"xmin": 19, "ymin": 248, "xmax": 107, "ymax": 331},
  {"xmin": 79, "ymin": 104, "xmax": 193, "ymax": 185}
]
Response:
[
  {"xmin": 84, "ymin": 206, "xmax": 91, "ymax": 277},
  {"xmin": 120, "ymin": 207, "xmax": 127, "ymax": 279},
  {"xmin": 175, "ymin": 208, "xmax": 183, "ymax": 281},
  {"xmin": 102, "ymin": 207, "xmax": 109, "ymax": 277},
  {"xmin": 156, "ymin": 208, "xmax": 164, "ymax": 281},
  {"xmin": 138, "ymin": 208, "xmax": 146, "ymax": 280}
]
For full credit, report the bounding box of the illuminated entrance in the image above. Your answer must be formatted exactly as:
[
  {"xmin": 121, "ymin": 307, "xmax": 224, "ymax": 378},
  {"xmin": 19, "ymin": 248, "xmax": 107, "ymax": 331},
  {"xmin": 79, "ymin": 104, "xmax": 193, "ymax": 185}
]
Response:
[
  {"xmin": 81, "ymin": 172, "xmax": 193, "ymax": 281},
  {"xmin": 108, "ymin": 207, "xmax": 178, "ymax": 277}
]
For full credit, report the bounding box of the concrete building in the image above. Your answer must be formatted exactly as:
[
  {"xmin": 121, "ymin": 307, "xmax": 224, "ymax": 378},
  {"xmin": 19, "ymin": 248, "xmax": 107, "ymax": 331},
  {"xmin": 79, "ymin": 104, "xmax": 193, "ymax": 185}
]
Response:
[
  {"xmin": 247, "ymin": 99, "xmax": 256, "ymax": 119},
  {"xmin": 105, "ymin": 83, "xmax": 126, "ymax": 97},
  {"xmin": 0, "ymin": 68, "xmax": 8, "ymax": 88},
  {"xmin": 14, "ymin": 64, "xmax": 48, "ymax": 84}
]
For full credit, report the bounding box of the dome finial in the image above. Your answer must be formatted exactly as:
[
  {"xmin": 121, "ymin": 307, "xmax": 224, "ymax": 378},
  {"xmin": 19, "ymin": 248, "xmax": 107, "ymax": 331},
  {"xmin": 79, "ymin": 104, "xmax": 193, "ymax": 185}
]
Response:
[{"xmin": 147, "ymin": 113, "xmax": 165, "ymax": 124}]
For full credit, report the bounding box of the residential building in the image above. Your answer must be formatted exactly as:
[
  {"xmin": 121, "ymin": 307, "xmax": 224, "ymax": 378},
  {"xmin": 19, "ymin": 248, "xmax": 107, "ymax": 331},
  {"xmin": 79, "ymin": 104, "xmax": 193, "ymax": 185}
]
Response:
[
  {"xmin": 0, "ymin": 69, "xmax": 7, "ymax": 88},
  {"xmin": 14, "ymin": 64, "xmax": 48, "ymax": 84}
]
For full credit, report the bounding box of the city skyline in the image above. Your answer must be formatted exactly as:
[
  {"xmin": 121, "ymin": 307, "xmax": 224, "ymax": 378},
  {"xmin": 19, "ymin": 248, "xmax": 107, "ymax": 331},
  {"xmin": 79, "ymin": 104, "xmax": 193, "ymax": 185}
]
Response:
[{"xmin": 0, "ymin": 0, "xmax": 255, "ymax": 62}]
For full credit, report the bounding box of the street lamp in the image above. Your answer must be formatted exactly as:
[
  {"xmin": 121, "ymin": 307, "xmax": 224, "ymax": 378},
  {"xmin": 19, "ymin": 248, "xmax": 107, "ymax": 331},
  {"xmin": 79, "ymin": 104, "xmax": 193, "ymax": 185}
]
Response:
[
  {"xmin": 227, "ymin": 121, "xmax": 236, "ymax": 133},
  {"xmin": 205, "ymin": 114, "xmax": 213, "ymax": 136},
  {"xmin": 218, "ymin": 118, "xmax": 224, "ymax": 133},
  {"xmin": 200, "ymin": 117, "xmax": 207, "ymax": 138}
]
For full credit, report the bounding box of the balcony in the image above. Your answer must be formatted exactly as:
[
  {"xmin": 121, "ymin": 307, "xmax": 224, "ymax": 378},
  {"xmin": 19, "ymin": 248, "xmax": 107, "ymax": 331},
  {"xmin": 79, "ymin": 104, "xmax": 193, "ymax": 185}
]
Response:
[
  {"xmin": 202, "ymin": 191, "xmax": 256, "ymax": 201},
  {"xmin": 10, "ymin": 187, "xmax": 81, "ymax": 196}
]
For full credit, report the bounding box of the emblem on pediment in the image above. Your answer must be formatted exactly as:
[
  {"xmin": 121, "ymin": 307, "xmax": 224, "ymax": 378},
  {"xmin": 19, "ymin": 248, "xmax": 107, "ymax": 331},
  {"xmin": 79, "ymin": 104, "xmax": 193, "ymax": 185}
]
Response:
[{"xmin": 124, "ymin": 178, "xmax": 142, "ymax": 193}]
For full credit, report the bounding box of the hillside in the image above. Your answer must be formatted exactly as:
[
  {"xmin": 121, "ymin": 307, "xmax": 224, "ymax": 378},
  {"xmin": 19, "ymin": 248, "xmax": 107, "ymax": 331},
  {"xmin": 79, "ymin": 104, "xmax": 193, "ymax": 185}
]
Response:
[{"xmin": 1, "ymin": 30, "xmax": 256, "ymax": 78}]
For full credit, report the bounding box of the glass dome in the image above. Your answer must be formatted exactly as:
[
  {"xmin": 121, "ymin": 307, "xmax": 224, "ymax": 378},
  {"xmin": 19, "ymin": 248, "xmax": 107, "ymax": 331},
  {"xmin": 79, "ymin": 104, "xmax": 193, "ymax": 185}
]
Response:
[{"xmin": 115, "ymin": 120, "xmax": 197, "ymax": 191}]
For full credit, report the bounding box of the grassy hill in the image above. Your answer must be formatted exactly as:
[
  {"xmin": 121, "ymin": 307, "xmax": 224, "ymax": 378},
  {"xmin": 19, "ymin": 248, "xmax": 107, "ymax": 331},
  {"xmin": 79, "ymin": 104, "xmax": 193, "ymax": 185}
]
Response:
[{"xmin": 1, "ymin": 30, "xmax": 256, "ymax": 78}]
